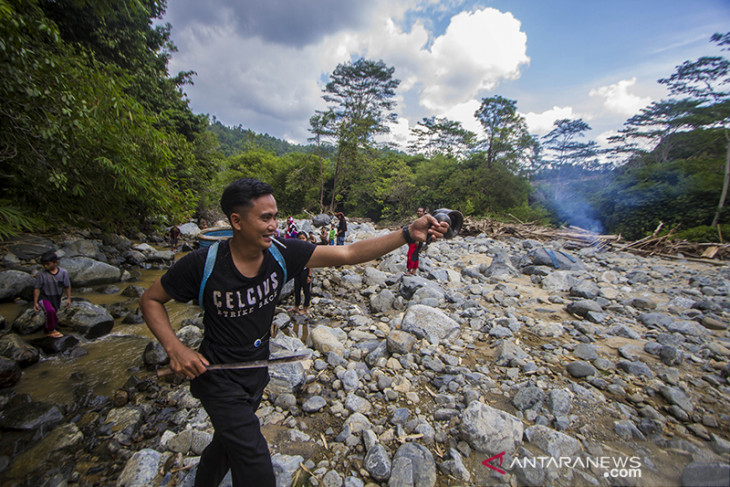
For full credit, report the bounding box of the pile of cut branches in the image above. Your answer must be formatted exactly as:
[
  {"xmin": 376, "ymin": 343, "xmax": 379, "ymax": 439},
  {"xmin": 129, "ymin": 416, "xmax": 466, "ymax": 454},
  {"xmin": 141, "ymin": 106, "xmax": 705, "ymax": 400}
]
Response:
[{"xmin": 460, "ymin": 217, "xmax": 730, "ymax": 264}]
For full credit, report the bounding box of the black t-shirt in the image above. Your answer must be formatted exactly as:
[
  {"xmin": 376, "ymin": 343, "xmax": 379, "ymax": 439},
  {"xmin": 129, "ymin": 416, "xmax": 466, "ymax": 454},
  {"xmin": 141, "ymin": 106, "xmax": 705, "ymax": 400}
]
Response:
[
  {"xmin": 338, "ymin": 218, "xmax": 347, "ymax": 236},
  {"xmin": 161, "ymin": 237, "xmax": 315, "ymax": 398}
]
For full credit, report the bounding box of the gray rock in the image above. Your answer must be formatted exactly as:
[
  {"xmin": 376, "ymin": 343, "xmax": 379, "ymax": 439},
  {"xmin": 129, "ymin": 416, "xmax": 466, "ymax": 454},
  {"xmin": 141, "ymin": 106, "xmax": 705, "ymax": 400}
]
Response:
[
  {"xmin": 272, "ymin": 453, "xmax": 304, "ymax": 487},
  {"xmin": 573, "ymin": 343, "xmax": 598, "ymax": 361},
  {"xmin": 6, "ymin": 235, "xmax": 56, "ymax": 260},
  {"xmin": 58, "ymin": 300, "xmax": 114, "ymax": 339},
  {"xmin": 547, "ymin": 388, "xmax": 573, "ymax": 416},
  {"xmin": 0, "ymin": 270, "xmax": 35, "ymax": 301},
  {"xmin": 660, "ymin": 386, "xmax": 694, "ymax": 414},
  {"xmin": 613, "ymin": 420, "xmax": 647, "ymax": 441},
  {"xmin": 389, "ymin": 443, "xmax": 436, "ymax": 487},
  {"xmin": 11, "ymin": 308, "xmax": 46, "ymax": 335},
  {"xmin": 63, "ymin": 256, "xmax": 121, "ymax": 286},
  {"xmin": 439, "ymin": 448, "xmax": 470, "ymax": 482},
  {"xmin": 681, "ymin": 462, "xmax": 730, "ymax": 487},
  {"xmin": 566, "ymin": 361, "xmax": 596, "ymax": 378},
  {"xmin": 459, "ymin": 401, "xmax": 524, "ymax": 454},
  {"xmin": 570, "ymin": 280, "xmax": 600, "ymax": 299},
  {"xmin": 512, "ymin": 386, "xmax": 545, "ymax": 411},
  {"xmin": 400, "ymin": 305, "xmax": 459, "ymax": 345},
  {"xmin": 483, "ymin": 252, "xmax": 519, "ymax": 279},
  {"xmin": 386, "ymin": 330, "xmax": 416, "ymax": 354},
  {"xmin": 659, "ymin": 345, "xmax": 683, "ymax": 366},
  {"xmin": 639, "ymin": 312, "xmax": 674, "ymax": 328},
  {"xmin": 370, "ymin": 289, "xmax": 395, "ymax": 314},
  {"xmin": 566, "ymin": 300, "xmax": 603, "ymax": 318},
  {"xmin": 116, "ymin": 448, "xmax": 162, "ymax": 487},
  {"xmin": 0, "ymin": 333, "xmax": 40, "ymax": 366},
  {"xmin": 666, "ymin": 320, "xmax": 710, "ymax": 337},
  {"xmin": 541, "ymin": 271, "xmax": 577, "ymax": 292},
  {"xmin": 495, "ymin": 340, "xmax": 530, "ymax": 367},
  {"xmin": 302, "ymin": 396, "xmax": 327, "ymax": 413},
  {"xmin": 616, "ymin": 360, "xmax": 654, "ymax": 378},
  {"xmin": 524, "ymin": 425, "xmax": 582, "ymax": 458},
  {"xmin": 365, "ymin": 444, "xmax": 392, "ymax": 481}
]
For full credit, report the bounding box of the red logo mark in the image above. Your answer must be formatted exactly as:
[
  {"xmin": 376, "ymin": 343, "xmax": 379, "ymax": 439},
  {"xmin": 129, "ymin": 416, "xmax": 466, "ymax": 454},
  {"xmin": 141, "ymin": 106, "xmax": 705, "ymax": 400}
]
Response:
[{"xmin": 482, "ymin": 451, "xmax": 506, "ymax": 474}]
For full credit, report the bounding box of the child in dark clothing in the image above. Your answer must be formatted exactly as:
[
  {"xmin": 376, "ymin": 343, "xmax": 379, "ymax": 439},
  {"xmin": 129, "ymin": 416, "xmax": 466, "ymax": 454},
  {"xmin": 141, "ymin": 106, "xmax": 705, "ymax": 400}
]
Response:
[
  {"xmin": 292, "ymin": 233, "xmax": 312, "ymax": 314},
  {"xmin": 33, "ymin": 252, "xmax": 71, "ymax": 337}
]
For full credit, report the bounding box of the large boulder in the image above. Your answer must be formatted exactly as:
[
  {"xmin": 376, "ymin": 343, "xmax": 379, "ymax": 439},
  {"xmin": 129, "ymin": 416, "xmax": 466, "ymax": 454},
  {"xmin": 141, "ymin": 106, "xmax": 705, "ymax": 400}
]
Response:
[
  {"xmin": 63, "ymin": 257, "xmax": 121, "ymax": 287},
  {"xmin": 0, "ymin": 333, "xmax": 40, "ymax": 366},
  {"xmin": 29, "ymin": 334, "xmax": 80, "ymax": 354},
  {"xmin": 60, "ymin": 239, "xmax": 100, "ymax": 258},
  {"xmin": 401, "ymin": 305, "xmax": 460, "ymax": 345},
  {"xmin": 177, "ymin": 222, "xmax": 200, "ymax": 237},
  {"xmin": 0, "ymin": 270, "xmax": 35, "ymax": 301},
  {"xmin": 58, "ymin": 300, "xmax": 114, "ymax": 339},
  {"xmin": 312, "ymin": 214, "xmax": 331, "ymax": 227},
  {"xmin": 6, "ymin": 235, "xmax": 56, "ymax": 260},
  {"xmin": 11, "ymin": 308, "xmax": 46, "ymax": 335}
]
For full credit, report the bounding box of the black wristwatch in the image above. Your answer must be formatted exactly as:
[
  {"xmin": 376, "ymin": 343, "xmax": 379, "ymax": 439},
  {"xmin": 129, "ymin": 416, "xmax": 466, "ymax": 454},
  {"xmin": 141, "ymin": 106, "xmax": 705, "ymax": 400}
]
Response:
[{"xmin": 402, "ymin": 224, "xmax": 415, "ymax": 245}]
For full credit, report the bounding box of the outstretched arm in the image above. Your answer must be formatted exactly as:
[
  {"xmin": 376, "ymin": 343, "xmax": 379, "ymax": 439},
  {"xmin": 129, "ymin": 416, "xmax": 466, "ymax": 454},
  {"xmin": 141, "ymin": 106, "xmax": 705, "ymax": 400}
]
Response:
[
  {"xmin": 139, "ymin": 279, "xmax": 209, "ymax": 379},
  {"xmin": 307, "ymin": 214, "xmax": 448, "ymax": 268}
]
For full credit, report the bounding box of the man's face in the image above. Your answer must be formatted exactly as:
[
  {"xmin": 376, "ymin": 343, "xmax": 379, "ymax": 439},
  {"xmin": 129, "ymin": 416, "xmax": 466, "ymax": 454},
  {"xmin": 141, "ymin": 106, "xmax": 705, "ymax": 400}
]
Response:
[
  {"xmin": 230, "ymin": 194, "xmax": 279, "ymax": 249},
  {"xmin": 42, "ymin": 260, "xmax": 58, "ymax": 272},
  {"xmin": 417, "ymin": 208, "xmax": 425, "ymax": 218}
]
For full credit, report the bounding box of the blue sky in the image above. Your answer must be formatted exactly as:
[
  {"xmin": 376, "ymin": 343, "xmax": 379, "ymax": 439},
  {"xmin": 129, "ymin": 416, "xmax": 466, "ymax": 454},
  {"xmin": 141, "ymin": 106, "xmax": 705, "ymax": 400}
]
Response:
[{"xmin": 162, "ymin": 0, "xmax": 730, "ymax": 152}]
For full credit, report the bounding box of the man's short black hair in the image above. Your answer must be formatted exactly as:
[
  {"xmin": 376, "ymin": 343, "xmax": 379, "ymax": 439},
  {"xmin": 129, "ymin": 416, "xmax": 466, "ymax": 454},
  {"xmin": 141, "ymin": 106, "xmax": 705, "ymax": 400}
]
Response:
[
  {"xmin": 41, "ymin": 251, "xmax": 58, "ymax": 264},
  {"xmin": 220, "ymin": 178, "xmax": 274, "ymax": 221}
]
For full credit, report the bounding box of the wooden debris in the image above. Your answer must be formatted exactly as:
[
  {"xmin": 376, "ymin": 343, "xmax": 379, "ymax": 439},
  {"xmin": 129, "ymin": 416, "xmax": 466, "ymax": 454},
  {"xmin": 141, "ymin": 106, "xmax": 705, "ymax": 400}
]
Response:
[{"xmin": 460, "ymin": 216, "xmax": 730, "ymax": 263}]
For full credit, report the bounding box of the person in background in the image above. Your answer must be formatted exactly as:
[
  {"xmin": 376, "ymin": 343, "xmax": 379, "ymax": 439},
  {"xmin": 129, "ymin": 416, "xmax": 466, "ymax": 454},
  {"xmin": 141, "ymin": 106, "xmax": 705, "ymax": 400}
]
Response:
[
  {"xmin": 140, "ymin": 177, "xmax": 448, "ymax": 487},
  {"xmin": 335, "ymin": 212, "xmax": 347, "ymax": 245},
  {"xmin": 292, "ymin": 232, "xmax": 313, "ymax": 314},
  {"xmin": 285, "ymin": 217, "xmax": 298, "ymax": 239},
  {"xmin": 33, "ymin": 251, "xmax": 71, "ymax": 338},
  {"xmin": 328, "ymin": 225, "xmax": 336, "ymax": 246},
  {"xmin": 319, "ymin": 226, "xmax": 329, "ymax": 245},
  {"xmin": 308, "ymin": 232, "xmax": 318, "ymax": 245},
  {"xmin": 406, "ymin": 207, "xmax": 426, "ymax": 275},
  {"xmin": 169, "ymin": 224, "xmax": 181, "ymax": 252}
]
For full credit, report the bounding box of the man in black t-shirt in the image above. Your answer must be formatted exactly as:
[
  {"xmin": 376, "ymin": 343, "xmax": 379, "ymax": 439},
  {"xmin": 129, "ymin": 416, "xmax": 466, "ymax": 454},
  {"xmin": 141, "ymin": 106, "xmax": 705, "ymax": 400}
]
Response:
[{"xmin": 140, "ymin": 178, "xmax": 448, "ymax": 487}]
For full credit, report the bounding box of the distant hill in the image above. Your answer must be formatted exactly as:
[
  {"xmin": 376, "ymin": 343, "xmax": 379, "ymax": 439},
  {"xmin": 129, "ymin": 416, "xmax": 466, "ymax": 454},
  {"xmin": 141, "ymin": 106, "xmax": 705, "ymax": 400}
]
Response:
[{"xmin": 208, "ymin": 120, "xmax": 336, "ymax": 158}]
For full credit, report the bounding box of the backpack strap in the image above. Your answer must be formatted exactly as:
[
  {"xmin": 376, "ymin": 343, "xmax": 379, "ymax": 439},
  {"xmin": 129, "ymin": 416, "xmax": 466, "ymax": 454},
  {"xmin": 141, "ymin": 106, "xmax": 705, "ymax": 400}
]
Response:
[
  {"xmin": 198, "ymin": 240, "xmax": 289, "ymax": 309},
  {"xmin": 198, "ymin": 241, "xmax": 219, "ymax": 307},
  {"xmin": 268, "ymin": 243, "xmax": 287, "ymax": 284}
]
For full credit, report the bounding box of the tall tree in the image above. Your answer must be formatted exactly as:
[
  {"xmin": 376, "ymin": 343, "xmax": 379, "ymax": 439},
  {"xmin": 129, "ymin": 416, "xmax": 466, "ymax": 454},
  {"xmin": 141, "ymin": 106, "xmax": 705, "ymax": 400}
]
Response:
[
  {"xmin": 659, "ymin": 31, "xmax": 730, "ymax": 227},
  {"xmin": 541, "ymin": 118, "xmax": 599, "ymax": 169},
  {"xmin": 607, "ymin": 99, "xmax": 701, "ymax": 165},
  {"xmin": 321, "ymin": 58, "xmax": 400, "ymax": 209},
  {"xmin": 308, "ymin": 110, "xmax": 335, "ymax": 212},
  {"xmin": 408, "ymin": 116, "xmax": 476, "ymax": 159},
  {"xmin": 474, "ymin": 96, "xmax": 537, "ymax": 171}
]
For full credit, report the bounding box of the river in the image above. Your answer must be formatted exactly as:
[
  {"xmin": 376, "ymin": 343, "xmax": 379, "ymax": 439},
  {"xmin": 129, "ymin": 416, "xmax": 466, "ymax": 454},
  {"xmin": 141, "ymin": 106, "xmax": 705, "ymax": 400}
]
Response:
[{"xmin": 0, "ymin": 255, "xmax": 200, "ymax": 405}]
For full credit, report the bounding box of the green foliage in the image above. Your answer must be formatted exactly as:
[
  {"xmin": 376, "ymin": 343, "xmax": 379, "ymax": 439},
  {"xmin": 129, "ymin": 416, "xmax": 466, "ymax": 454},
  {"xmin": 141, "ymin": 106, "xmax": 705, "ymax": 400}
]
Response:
[
  {"xmin": 0, "ymin": 0, "xmax": 209, "ymax": 232},
  {"xmin": 671, "ymin": 224, "xmax": 730, "ymax": 242},
  {"xmin": 0, "ymin": 200, "xmax": 39, "ymax": 238}
]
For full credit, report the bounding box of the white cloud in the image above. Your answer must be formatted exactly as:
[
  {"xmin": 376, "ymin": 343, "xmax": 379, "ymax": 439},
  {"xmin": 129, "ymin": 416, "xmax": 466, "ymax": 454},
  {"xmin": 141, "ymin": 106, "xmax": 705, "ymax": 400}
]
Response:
[
  {"xmin": 166, "ymin": 2, "xmax": 530, "ymax": 143},
  {"xmin": 521, "ymin": 106, "xmax": 577, "ymax": 136},
  {"xmin": 420, "ymin": 8, "xmax": 530, "ymax": 111},
  {"xmin": 589, "ymin": 78, "xmax": 652, "ymax": 116}
]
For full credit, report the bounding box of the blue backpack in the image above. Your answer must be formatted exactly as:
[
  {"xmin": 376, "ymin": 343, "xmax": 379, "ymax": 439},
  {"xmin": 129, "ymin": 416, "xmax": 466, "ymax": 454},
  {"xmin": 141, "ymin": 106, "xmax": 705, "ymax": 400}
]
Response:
[{"xmin": 198, "ymin": 241, "xmax": 288, "ymax": 307}]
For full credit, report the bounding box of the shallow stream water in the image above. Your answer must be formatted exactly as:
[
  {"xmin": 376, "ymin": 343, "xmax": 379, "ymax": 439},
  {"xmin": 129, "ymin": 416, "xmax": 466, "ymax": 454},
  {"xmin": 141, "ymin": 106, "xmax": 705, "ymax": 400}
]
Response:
[{"xmin": 0, "ymin": 254, "xmax": 200, "ymax": 405}]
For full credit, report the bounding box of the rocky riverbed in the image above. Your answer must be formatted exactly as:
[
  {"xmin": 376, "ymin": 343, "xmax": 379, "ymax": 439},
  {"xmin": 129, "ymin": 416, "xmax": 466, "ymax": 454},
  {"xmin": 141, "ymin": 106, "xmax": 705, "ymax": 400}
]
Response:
[{"xmin": 0, "ymin": 221, "xmax": 729, "ymax": 487}]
